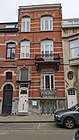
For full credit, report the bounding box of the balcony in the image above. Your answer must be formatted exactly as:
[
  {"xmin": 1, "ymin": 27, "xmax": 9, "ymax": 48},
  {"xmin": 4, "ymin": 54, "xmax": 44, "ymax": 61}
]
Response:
[
  {"xmin": 40, "ymin": 89, "xmax": 56, "ymax": 97},
  {"xmin": 35, "ymin": 53, "xmax": 60, "ymax": 71}
]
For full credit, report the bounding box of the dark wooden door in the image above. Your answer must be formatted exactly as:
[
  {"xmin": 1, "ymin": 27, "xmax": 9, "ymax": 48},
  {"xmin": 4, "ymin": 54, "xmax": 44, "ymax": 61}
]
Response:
[{"xmin": 2, "ymin": 84, "xmax": 13, "ymax": 115}]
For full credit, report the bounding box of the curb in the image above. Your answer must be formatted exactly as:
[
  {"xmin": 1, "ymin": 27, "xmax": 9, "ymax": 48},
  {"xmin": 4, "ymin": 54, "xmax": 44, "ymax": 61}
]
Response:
[{"xmin": 0, "ymin": 120, "xmax": 55, "ymax": 123}]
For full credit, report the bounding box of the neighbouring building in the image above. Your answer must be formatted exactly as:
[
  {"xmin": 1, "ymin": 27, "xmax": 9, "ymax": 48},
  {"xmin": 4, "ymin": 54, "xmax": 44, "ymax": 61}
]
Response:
[
  {"xmin": 62, "ymin": 18, "xmax": 79, "ymax": 108},
  {"xmin": 0, "ymin": 4, "xmax": 65, "ymax": 116}
]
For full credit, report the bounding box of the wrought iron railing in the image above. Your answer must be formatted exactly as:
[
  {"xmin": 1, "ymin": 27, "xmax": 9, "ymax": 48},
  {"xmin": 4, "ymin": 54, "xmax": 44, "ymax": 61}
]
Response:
[
  {"xmin": 40, "ymin": 89, "xmax": 56, "ymax": 97},
  {"xmin": 35, "ymin": 53, "xmax": 60, "ymax": 62}
]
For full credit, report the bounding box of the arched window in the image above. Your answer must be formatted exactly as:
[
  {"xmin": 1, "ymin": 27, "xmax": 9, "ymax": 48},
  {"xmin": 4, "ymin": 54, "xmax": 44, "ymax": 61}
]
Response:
[
  {"xmin": 6, "ymin": 72, "xmax": 12, "ymax": 80},
  {"xmin": 67, "ymin": 71, "xmax": 74, "ymax": 80},
  {"xmin": 20, "ymin": 41, "xmax": 30, "ymax": 58},
  {"xmin": 6, "ymin": 42, "xmax": 15, "ymax": 59},
  {"xmin": 21, "ymin": 17, "xmax": 30, "ymax": 32},
  {"xmin": 41, "ymin": 16, "xmax": 53, "ymax": 31}
]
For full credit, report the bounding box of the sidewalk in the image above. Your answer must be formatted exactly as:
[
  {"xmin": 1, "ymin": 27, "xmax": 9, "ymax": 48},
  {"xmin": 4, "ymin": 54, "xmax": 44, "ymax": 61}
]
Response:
[{"xmin": 0, "ymin": 114, "xmax": 54, "ymax": 123}]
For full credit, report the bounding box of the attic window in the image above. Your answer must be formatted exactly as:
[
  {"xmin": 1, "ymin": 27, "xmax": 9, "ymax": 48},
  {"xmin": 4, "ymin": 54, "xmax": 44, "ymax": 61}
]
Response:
[{"xmin": 5, "ymin": 24, "xmax": 16, "ymax": 28}]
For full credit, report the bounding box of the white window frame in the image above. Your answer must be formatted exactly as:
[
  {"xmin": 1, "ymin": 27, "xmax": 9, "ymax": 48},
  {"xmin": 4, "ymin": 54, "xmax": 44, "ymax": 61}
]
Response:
[
  {"xmin": 20, "ymin": 41, "xmax": 30, "ymax": 59},
  {"xmin": 41, "ymin": 40, "xmax": 53, "ymax": 55},
  {"xmin": 41, "ymin": 74, "xmax": 54, "ymax": 90},
  {"xmin": 69, "ymin": 39, "xmax": 79, "ymax": 58},
  {"xmin": 41, "ymin": 16, "xmax": 53, "ymax": 31},
  {"xmin": 21, "ymin": 17, "xmax": 30, "ymax": 32}
]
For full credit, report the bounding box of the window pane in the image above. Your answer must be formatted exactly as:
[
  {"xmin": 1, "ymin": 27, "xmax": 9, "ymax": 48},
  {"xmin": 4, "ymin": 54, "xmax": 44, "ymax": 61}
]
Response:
[
  {"xmin": 21, "ymin": 69, "xmax": 28, "ymax": 81},
  {"xmin": 6, "ymin": 72, "xmax": 12, "ymax": 80},
  {"xmin": 21, "ymin": 18, "xmax": 30, "ymax": 32},
  {"xmin": 6, "ymin": 43, "xmax": 15, "ymax": 59},
  {"xmin": 41, "ymin": 75, "xmax": 44, "ymax": 89},
  {"xmin": 41, "ymin": 17, "xmax": 53, "ymax": 31},
  {"xmin": 51, "ymin": 75, "xmax": 53, "ymax": 89},
  {"xmin": 70, "ymin": 40, "xmax": 79, "ymax": 58},
  {"xmin": 20, "ymin": 41, "xmax": 30, "ymax": 58},
  {"xmin": 45, "ymin": 75, "xmax": 50, "ymax": 89}
]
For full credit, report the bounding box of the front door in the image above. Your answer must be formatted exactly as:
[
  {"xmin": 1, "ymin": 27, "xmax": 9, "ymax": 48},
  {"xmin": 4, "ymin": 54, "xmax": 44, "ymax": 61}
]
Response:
[
  {"xmin": 18, "ymin": 87, "xmax": 28, "ymax": 114},
  {"xmin": 2, "ymin": 84, "xmax": 13, "ymax": 115},
  {"xmin": 67, "ymin": 89, "xmax": 77, "ymax": 108}
]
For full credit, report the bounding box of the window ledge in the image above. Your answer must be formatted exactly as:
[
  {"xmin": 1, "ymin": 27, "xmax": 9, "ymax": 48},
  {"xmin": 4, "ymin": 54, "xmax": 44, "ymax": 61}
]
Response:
[
  {"xmin": 69, "ymin": 57, "xmax": 79, "ymax": 61},
  {"xmin": 5, "ymin": 80, "xmax": 12, "ymax": 82},
  {"xmin": 4, "ymin": 59, "xmax": 15, "ymax": 62}
]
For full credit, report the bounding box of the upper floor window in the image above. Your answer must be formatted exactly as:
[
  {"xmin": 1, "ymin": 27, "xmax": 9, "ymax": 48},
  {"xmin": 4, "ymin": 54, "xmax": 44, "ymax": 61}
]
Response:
[
  {"xmin": 41, "ymin": 16, "xmax": 53, "ymax": 31},
  {"xmin": 19, "ymin": 68, "xmax": 31, "ymax": 82},
  {"xmin": 41, "ymin": 74, "xmax": 54, "ymax": 89},
  {"xmin": 41, "ymin": 40, "xmax": 53, "ymax": 55},
  {"xmin": 20, "ymin": 41, "xmax": 30, "ymax": 59},
  {"xmin": 21, "ymin": 17, "xmax": 30, "ymax": 32},
  {"xmin": 6, "ymin": 42, "xmax": 15, "ymax": 60},
  {"xmin": 6, "ymin": 72, "xmax": 12, "ymax": 80},
  {"xmin": 69, "ymin": 39, "xmax": 79, "ymax": 58}
]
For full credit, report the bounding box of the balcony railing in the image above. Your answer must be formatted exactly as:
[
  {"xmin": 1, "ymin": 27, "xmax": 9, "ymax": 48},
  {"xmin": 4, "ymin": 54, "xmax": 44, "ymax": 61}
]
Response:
[
  {"xmin": 41, "ymin": 89, "xmax": 56, "ymax": 97},
  {"xmin": 35, "ymin": 53, "xmax": 60, "ymax": 63},
  {"xmin": 35, "ymin": 53, "xmax": 60, "ymax": 71}
]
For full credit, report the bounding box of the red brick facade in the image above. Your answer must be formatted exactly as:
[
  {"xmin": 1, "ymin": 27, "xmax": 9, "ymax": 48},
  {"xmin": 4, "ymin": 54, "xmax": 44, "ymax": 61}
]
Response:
[{"xmin": 0, "ymin": 4, "xmax": 65, "ymax": 115}]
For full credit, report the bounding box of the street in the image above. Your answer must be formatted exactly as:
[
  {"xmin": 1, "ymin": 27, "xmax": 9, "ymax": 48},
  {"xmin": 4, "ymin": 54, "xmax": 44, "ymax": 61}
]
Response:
[{"xmin": 0, "ymin": 123, "xmax": 77, "ymax": 140}]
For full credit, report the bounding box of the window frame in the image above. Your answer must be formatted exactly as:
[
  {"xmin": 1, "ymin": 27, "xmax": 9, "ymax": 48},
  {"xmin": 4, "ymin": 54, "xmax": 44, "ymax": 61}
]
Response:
[{"xmin": 41, "ymin": 16, "xmax": 53, "ymax": 31}]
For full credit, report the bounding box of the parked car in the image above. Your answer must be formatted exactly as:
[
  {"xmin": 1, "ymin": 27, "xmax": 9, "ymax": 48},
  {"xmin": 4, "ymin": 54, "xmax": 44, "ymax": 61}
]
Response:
[
  {"xmin": 54, "ymin": 104, "xmax": 79, "ymax": 129},
  {"xmin": 73, "ymin": 129, "xmax": 79, "ymax": 140}
]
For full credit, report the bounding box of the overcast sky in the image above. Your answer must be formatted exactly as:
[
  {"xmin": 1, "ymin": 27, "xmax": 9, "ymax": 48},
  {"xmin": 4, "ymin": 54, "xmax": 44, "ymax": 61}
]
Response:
[{"xmin": 0, "ymin": 0, "xmax": 79, "ymax": 22}]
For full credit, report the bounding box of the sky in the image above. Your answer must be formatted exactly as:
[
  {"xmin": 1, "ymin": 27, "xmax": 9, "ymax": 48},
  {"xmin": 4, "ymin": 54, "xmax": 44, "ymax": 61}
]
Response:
[{"xmin": 0, "ymin": 0, "xmax": 79, "ymax": 22}]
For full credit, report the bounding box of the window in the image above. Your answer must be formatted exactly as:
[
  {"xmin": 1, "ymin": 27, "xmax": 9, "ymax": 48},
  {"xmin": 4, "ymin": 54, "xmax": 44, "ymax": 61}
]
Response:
[
  {"xmin": 69, "ymin": 39, "xmax": 79, "ymax": 58},
  {"xmin": 21, "ymin": 17, "xmax": 30, "ymax": 32},
  {"xmin": 6, "ymin": 43, "xmax": 15, "ymax": 59},
  {"xmin": 41, "ymin": 74, "xmax": 54, "ymax": 89},
  {"xmin": 41, "ymin": 40, "xmax": 53, "ymax": 55},
  {"xmin": 20, "ymin": 41, "xmax": 30, "ymax": 58},
  {"xmin": 19, "ymin": 68, "xmax": 31, "ymax": 81},
  {"xmin": 6, "ymin": 72, "xmax": 12, "ymax": 80},
  {"xmin": 68, "ymin": 89, "xmax": 75, "ymax": 95},
  {"xmin": 67, "ymin": 71, "xmax": 73, "ymax": 80},
  {"xmin": 20, "ymin": 90, "xmax": 27, "ymax": 94},
  {"xmin": 41, "ymin": 16, "xmax": 53, "ymax": 31},
  {"xmin": 5, "ymin": 24, "xmax": 16, "ymax": 28}
]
